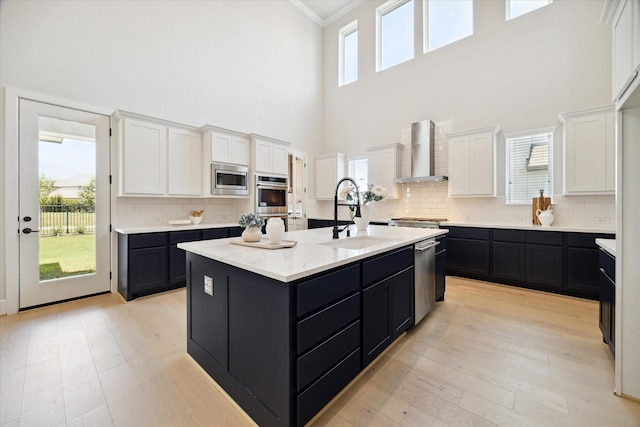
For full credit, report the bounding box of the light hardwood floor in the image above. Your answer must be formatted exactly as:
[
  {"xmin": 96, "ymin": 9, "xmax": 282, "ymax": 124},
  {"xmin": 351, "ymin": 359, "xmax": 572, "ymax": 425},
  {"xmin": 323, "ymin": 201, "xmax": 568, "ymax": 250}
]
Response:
[{"xmin": 1, "ymin": 277, "xmax": 639, "ymax": 427}]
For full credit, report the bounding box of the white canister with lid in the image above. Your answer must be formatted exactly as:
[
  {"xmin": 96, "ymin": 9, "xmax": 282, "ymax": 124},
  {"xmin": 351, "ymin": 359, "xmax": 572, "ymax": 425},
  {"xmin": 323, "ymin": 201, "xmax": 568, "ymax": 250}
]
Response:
[{"xmin": 266, "ymin": 217, "xmax": 285, "ymax": 244}]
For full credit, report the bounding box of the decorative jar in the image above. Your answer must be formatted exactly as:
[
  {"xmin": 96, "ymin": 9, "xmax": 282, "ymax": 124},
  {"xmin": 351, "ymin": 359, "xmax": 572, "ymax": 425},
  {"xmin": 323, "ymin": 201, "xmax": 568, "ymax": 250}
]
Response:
[
  {"xmin": 242, "ymin": 226, "xmax": 262, "ymax": 242},
  {"xmin": 266, "ymin": 217, "xmax": 285, "ymax": 244}
]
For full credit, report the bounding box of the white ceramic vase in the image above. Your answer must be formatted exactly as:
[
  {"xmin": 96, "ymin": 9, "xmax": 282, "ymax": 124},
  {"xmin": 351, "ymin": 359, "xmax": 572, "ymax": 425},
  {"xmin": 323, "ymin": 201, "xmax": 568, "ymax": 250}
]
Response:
[
  {"xmin": 353, "ymin": 205, "xmax": 370, "ymax": 231},
  {"xmin": 242, "ymin": 226, "xmax": 262, "ymax": 242},
  {"xmin": 266, "ymin": 217, "xmax": 285, "ymax": 244},
  {"xmin": 536, "ymin": 209, "xmax": 555, "ymax": 227}
]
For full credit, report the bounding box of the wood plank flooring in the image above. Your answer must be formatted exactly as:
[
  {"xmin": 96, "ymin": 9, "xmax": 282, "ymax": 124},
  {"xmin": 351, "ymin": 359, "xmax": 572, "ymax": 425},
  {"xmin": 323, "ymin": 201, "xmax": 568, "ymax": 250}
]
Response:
[{"xmin": 1, "ymin": 277, "xmax": 639, "ymax": 426}]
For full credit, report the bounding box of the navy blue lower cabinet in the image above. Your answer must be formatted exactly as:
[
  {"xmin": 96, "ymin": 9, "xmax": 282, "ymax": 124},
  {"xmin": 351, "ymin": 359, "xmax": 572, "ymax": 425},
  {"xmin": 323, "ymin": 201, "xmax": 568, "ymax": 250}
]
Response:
[
  {"xmin": 492, "ymin": 242, "xmax": 526, "ymax": 282},
  {"xmin": 444, "ymin": 227, "xmax": 490, "ymax": 279},
  {"xmin": 118, "ymin": 227, "xmax": 241, "ymax": 301},
  {"xmin": 525, "ymin": 244, "xmax": 563, "ymax": 289}
]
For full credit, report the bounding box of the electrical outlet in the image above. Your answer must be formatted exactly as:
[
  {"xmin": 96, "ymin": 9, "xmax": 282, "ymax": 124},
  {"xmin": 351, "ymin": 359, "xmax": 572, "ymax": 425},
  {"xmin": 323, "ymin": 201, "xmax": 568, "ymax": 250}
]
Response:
[
  {"xmin": 204, "ymin": 276, "xmax": 213, "ymax": 296},
  {"xmin": 596, "ymin": 218, "xmax": 610, "ymax": 225},
  {"xmin": 516, "ymin": 215, "xmax": 526, "ymax": 222}
]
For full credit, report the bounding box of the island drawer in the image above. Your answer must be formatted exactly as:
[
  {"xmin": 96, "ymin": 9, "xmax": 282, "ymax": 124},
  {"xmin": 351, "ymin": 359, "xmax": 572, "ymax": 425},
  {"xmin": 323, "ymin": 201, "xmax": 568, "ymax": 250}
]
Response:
[
  {"xmin": 297, "ymin": 264, "xmax": 360, "ymax": 317},
  {"xmin": 362, "ymin": 246, "xmax": 413, "ymax": 287},
  {"xmin": 599, "ymin": 249, "xmax": 615, "ymax": 280},
  {"xmin": 297, "ymin": 293, "xmax": 360, "ymax": 354},
  {"xmin": 297, "ymin": 320, "xmax": 360, "ymax": 391},
  {"xmin": 297, "ymin": 348, "xmax": 361, "ymax": 427}
]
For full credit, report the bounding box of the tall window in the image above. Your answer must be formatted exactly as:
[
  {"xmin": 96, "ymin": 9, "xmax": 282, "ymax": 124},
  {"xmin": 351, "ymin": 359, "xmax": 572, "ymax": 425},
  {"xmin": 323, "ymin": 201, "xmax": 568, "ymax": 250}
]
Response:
[
  {"xmin": 506, "ymin": 0, "xmax": 552, "ymax": 20},
  {"xmin": 505, "ymin": 129, "xmax": 553, "ymax": 204},
  {"xmin": 425, "ymin": 0, "xmax": 473, "ymax": 52},
  {"xmin": 339, "ymin": 20, "xmax": 358, "ymax": 86},
  {"xmin": 377, "ymin": 0, "xmax": 414, "ymax": 72}
]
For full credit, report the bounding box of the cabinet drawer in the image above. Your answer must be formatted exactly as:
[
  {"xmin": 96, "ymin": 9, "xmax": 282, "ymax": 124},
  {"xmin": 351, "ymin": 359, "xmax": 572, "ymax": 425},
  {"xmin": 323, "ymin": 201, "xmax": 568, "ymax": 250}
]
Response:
[
  {"xmin": 493, "ymin": 229, "xmax": 524, "ymax": 243},
  {"xmin": 297, "ymin": 348, "xmax": 360, "ymax": 427},
  {"xmin": 297, "ymin": 293, "xmax": 360, "ymax": 354},
  {"xmin": 297, "ymin": 321, "xmax": 360, "ymax": 391},
  {"xmin": 228, "ymin": 227, "xmax": 243, "ymax": 237},
  {"xmin": 599, "ymin": 249, "xmax": 615, "ymax": 280},
  {"xmin": 467, "ymin": 227, "xmax": 490, "ymax": 240},
  {"xmin": 567, "ymin": 232, "xmax": 614, "ymax": 249},
  {"xmin": 128, "ymin": 232, "xmax": 167, "ymax": 249},
  {"xmin": 297, "ymin": 264, "xmax": 360, "ymax": 317},
  {"xmin": 526, "ymin": 231, "xmax": 562, "ymax": 246},
  {"xmin": 169, "ymin": 230, "xmax": 201, "ymax": 244},
  {"xmin": 436, "ymin": 235, "xmax": 447, "ymax": 252},
  {"xmin": 202, "ymin": 228, "xmax": 228, "ymax": 240},
  {"xmin": 446, "ymin": 226, "xmax": 465, "ymax": 238},
  {"xmin": 363, "ymin": 246, "xmax": 413, "ymax": 287}
]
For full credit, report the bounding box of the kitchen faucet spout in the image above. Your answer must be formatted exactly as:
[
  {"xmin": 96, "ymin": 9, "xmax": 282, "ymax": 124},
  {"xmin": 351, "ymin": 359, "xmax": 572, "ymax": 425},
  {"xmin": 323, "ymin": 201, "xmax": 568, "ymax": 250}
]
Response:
[{"xmin": 333, "ymin": 177, "xmax": 361, "ymax": 239}]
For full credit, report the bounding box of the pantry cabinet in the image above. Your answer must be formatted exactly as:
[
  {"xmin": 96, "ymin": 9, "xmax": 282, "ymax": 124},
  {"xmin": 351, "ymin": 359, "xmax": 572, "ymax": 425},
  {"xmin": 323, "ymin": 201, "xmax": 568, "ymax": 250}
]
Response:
[
  {"xmin": 253, "ymin": 136, "xmax": 289, "ymax": 176},
  {"xmin": 366, "ymin": 144, "xmax": 403, "ymax": 198},
  {"xmin": 560, "ymin": 105, "xmax": 615, "ymax": 195},
  {"xmin": 446, "ymin": 126, "xmax": 499, "ymax": 197},
  {"xmin": 204, "ymin": 127, "xmax": 250, "ymax": 166},
  {"xmin": 315, "ymin": 153, "xmax": 346, "ymax": 200},
  {"xmin": 114, "ymin": 111, "xmax": 203, "ymax": 197}
]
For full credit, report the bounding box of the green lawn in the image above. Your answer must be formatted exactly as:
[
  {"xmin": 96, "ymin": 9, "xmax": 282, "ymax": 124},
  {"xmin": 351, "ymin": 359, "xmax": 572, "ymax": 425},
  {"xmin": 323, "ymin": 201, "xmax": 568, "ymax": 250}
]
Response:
[{"xmin": 39, "ymin": 233, "xmax": 96, "ymax": 280}]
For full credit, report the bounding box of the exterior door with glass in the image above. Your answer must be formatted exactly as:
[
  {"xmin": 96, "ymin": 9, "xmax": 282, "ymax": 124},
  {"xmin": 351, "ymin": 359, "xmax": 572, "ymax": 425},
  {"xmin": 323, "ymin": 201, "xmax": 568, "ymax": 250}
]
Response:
[{"xmin": 19, "ymin": 99, "xmax": 111, "ymax": 309}]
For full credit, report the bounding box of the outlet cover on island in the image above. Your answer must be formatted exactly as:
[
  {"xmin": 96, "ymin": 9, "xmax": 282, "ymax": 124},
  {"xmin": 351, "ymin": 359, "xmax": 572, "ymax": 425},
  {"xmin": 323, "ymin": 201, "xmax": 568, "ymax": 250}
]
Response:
[{"xmin": 204, "ymin": 276, "xmax": 213, "ymax": 296}]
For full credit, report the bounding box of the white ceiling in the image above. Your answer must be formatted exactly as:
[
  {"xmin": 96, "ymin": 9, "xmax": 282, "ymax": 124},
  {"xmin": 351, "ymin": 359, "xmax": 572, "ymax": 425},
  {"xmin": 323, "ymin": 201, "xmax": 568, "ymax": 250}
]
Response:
[{"xmin": 291, "ymin": 0, "xmax": 366, "ymax": 26}]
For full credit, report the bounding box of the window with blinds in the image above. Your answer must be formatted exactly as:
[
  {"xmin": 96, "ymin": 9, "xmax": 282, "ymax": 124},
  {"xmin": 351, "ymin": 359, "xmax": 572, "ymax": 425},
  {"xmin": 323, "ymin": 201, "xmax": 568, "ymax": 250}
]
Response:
[{"xmin": 506, "ymin": 130, "xmax": 553, "ymax": 204}]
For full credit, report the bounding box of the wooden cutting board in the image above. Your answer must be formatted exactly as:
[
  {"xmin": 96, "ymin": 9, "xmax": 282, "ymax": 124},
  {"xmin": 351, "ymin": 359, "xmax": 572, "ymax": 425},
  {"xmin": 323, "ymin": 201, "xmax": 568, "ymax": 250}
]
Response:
[{"xmin": 532, "ymin": 196, "xmax": 551, "ymax": 225}]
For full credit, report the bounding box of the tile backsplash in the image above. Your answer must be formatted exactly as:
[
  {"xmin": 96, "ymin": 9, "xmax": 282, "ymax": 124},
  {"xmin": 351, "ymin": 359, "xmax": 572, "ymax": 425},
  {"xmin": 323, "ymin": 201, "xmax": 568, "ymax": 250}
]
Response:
[{"xmin": 116, "ymin": 197, "xmax": 242, "ymax": 228}]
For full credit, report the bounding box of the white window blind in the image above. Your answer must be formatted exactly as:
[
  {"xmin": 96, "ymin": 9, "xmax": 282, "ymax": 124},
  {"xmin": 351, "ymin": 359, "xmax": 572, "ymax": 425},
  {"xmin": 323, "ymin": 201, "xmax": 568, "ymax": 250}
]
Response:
[{"xmin": 506, "ymin": 131, "xmax": 553, "ymax": 204}]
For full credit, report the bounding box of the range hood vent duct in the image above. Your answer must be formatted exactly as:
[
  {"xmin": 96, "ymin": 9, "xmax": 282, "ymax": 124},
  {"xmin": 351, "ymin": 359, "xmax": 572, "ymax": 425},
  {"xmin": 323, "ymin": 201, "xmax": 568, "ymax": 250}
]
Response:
[{"xmin": 394, "ymin": 120, "xmax": 448, "ymax": 183}]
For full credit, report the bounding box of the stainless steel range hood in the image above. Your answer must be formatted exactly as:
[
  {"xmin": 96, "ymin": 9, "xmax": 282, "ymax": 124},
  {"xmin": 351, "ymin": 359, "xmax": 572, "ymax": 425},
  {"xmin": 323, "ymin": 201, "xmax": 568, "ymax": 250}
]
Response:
[{"xmin": 394, "ymin": 120, "xmax": 448, "ymax": 183}]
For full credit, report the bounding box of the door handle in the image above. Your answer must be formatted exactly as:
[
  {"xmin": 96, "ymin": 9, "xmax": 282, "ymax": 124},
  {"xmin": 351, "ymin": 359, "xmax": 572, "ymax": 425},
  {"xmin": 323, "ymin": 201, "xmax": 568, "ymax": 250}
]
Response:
[{"xmin": 22, "ymin": 227, "xmax": 39, "ymax": 234}]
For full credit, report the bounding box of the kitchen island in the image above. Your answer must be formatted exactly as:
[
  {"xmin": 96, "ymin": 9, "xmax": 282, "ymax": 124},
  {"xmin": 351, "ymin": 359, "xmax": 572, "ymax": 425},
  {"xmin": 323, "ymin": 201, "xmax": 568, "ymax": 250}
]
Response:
[{"xmin": 178, "ymin": 225, "xmax": 446, "ymax": 427}]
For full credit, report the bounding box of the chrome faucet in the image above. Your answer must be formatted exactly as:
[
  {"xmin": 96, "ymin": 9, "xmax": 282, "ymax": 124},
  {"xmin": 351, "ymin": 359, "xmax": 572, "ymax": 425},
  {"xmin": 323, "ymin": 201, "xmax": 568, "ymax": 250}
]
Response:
[{"xmin": 333, "ymin": 177, "xmax": 362, "ymax": 239}]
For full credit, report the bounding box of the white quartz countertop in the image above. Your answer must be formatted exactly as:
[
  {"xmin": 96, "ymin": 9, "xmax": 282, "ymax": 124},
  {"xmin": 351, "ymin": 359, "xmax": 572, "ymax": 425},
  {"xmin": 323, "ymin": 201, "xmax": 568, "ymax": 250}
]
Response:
[
  {"xmin": 178, "ymin": 225, "xmax": 446, "ymax": 283},
  {"xmin": 596, "ymin": 238, "xmax": 616, "ymax": 257},
  {"xmin": 443, "ymin": 221, "xmax": 615, "ymax": 234},
  {"xmin": 114, "ymin": 222, "xmax": 239, "ymax": 234}
]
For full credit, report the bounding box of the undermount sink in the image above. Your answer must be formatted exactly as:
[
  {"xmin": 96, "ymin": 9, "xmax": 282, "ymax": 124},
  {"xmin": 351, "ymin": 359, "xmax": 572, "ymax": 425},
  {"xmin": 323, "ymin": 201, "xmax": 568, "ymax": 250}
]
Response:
[{"xmin": 319, "ymin": 236, "xmax": 392, "ymax": 250}]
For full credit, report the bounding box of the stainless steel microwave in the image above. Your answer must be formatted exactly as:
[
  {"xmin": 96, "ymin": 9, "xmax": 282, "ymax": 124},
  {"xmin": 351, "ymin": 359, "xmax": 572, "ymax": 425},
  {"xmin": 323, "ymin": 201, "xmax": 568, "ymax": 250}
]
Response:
[{"xmin": 211, "ymin": 163, "xmax": 249, "ymax": 196}]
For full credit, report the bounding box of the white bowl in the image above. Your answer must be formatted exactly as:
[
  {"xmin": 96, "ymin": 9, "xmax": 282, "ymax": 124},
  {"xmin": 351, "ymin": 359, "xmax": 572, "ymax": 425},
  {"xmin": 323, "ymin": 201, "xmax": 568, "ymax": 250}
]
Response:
[{"xmin": 190, "ymin": 216, "xmax": 202, "ymax": 225}]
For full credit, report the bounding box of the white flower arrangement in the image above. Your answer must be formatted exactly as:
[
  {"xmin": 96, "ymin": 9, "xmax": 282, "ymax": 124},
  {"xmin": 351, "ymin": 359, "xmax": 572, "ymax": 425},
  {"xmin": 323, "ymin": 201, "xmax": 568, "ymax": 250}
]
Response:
[
  {"xmin": 340, "ymin": 184, "xmax": 388, "ymax": 206},
  {"xmin": 238, "ymin": 213, "xmax": 265, "ymax": 228}
]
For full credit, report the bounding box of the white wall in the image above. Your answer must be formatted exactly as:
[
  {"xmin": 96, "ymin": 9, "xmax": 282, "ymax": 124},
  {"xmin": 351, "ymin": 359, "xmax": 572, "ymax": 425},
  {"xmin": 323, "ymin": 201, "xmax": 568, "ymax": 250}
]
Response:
[
  {"xmin": 311, "ymin": 0, "xmax": 615, "ymax": 224},
  {"xmin": 0, "ymin": 0, "xmax": 323, "ymax": 311}
]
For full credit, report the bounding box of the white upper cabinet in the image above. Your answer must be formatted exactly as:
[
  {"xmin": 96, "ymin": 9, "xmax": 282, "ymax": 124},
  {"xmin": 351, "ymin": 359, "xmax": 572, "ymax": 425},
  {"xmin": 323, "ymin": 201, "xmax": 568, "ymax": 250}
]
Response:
[
  {"xmin": 560, "ymin": 105, "xmax": 615, "ymax": 195},
  {"xmin": 603, "ymin": 0, "xmax": 640, "ymax": 102},
  {"xmin": 253, "ymin": 136, "xmax": 290, "ymax": 176},
  {"xmin": 366, "ymin": 143, "xmax": 403, "ymax": 198},
  {"xmin": 315, "ymin": 153, "xmax": 346, "ymax": 200},
  {"xmin": 120, "ymin": 118, "xmax": 167, "ymax": 196},
  {"xmin": 446, "ymin": 126, "xmax": 499, "ymax": 197},
  {"xmin": 168, "ymin": 127, "xmax": 203, "ymax": 196},
  {"xmin": 205, "ymin": 127, "xmax": 250, "ymax": 166},
  {"xmin": 115, "ymin": 111, "xmax": 203, "ymax": 197}
]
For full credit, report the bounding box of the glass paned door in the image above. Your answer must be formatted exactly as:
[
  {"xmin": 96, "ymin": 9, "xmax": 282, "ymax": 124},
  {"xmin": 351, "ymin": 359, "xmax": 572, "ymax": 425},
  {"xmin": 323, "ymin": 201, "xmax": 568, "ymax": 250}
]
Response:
[{"xmin": 19, "ymin": 100, "xmax": 110, "ymax": 309}]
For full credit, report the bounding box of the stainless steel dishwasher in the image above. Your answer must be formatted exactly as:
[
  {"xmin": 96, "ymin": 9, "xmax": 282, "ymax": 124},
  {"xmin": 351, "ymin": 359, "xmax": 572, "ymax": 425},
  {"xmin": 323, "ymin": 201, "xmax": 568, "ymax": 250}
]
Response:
[{"xmin": 414, "ymin": 238, "xmax": 439, "ymax": 324}]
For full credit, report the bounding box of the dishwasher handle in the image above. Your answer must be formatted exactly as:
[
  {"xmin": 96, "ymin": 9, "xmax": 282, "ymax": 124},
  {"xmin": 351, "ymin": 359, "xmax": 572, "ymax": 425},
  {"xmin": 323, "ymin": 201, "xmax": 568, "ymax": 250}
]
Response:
[{"xmin": 415, "ymin": 241, "xmax": 440, "ymax": 252}]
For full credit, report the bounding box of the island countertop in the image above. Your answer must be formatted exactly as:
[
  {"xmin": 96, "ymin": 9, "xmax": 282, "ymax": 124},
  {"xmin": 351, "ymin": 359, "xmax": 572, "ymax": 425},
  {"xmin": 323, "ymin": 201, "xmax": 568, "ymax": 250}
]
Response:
[{"xmin": 178, "ymin": 225, "xmax": 447, "ymax": 283}]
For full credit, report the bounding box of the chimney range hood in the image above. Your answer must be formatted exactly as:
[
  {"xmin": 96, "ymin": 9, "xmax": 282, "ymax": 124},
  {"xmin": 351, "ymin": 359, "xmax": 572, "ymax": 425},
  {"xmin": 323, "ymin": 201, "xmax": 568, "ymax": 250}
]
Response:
[{"xmin": 394, "ymin": 120, "xmax": 448, "ymax": 183}]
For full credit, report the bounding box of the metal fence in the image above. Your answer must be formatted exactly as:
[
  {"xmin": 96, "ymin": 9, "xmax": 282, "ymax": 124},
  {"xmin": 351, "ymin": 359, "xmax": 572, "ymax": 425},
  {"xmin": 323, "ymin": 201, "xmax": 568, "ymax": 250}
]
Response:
[{"xmin": 40, "ymin": 204, "xmax": 96, "ymax": 236}]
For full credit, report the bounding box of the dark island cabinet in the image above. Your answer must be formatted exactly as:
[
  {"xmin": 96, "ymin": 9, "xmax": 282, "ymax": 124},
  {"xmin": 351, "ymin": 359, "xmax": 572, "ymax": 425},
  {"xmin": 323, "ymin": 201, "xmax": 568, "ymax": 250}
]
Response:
[
  {"xmin": 362, "ymin": 247, "xmax": 414, "ymax": 367},
  {"xmin": 446, "ymin": 226, "xmax": 613, "ymax": 300},
  {"xmin": 186, "ymin": 243, "xmax": 418, "ymax": 427},
  {"xmin": 435, "ymin": 235, "xmax": 446, "ymax": 301},
  {"xmin": 118, "ymin": 226, "xmax": 240, "ymax": 301},
  {"xmin": 599, "ymin": 249, "xmax": 616, "ymax": 354}
]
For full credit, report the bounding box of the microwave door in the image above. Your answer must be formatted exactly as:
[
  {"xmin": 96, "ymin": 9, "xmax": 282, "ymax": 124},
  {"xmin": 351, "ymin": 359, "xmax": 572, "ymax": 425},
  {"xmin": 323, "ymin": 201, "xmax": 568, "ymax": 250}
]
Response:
[{"xmin": 216, "ymin": 170, "xmax": 246, "ymax": 189}]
